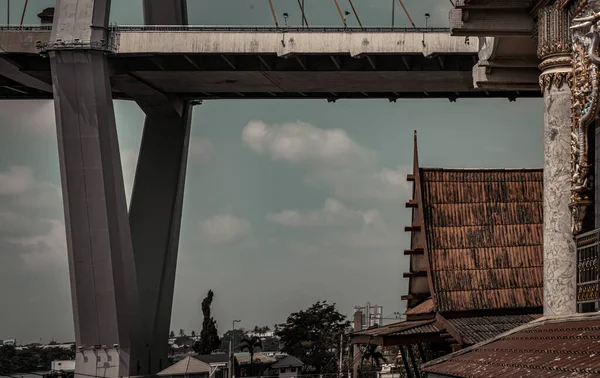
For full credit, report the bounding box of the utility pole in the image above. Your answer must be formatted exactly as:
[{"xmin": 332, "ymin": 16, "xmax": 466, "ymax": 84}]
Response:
[
  {"xmin": 231, "ymin": 319, "xmax": 241, "ymax": 378},
  {"xmin": 339, "ymin": 333, "xmax": 343, "ymax": 378},
  {"xmin": 229, "ymin": 341, "xmax": 232, "ymax": 378}
]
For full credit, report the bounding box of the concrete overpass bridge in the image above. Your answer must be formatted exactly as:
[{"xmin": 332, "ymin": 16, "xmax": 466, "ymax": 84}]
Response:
[
  {"xmin": 2, "ymin": 2, "xmax": 543, "ymax": 378},
  {"xmin": 0, "ymin": 25, "xmax": 541, "ymax": 101}
]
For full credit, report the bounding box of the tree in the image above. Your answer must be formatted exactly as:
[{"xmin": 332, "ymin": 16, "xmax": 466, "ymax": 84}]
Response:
[
  {"xmin": 239, "ymin": 336, "xmax": 263, "ymax": 376},
  {"xmin": 239, "ymin": 336, "xmax": 262, "ymax": 364},
  {"xmin": 275, "ymin": 301, "xmax": 350, "ymax": 374},
  {"xmin": 169, "ymin": 331, "xmax": 175, "ymax": 338},
  {"xmin": 194, "ymin": 290, "xmax": 221, "ymax": 354},
  {"xmin": 179, "ymin": 329, "xmax": 185, "ymax": 337},
  {"xmin": 219, "ymin": 329, "xmax": 249, "ymax": 353},
  {"xmin": 191, "ymin": 331, "xmax": 197, "ymax": 338}
]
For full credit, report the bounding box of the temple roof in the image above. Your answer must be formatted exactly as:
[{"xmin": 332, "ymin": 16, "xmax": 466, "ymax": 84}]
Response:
[
  {"xmin": 422, "ymin": 313, "xmax": 600, "ymax": 377},
  {"xmin": 421, "ymin": 168, "xmax": 543, "ymax": 312},
  {"xmin": 404, "ymin": 131, "xmax": 543, "ymax": 315}
]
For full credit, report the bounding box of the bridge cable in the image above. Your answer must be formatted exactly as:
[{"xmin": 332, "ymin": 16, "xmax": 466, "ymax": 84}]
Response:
[
  {"xmin": 347, "ymin": 0, "xmax": 364, "ymax": 30},
  {"xmin": 19, "ymin": 0, "xmax": 27, "ymax": 26},
  {"xmin": 332, "ymin": 0, "xmax": 347, "ymax": 27},
  {"xmin": 297, "ymin": 0, "xmax": 309, "ymax": 27},
  {"xmin": 397, "ymin": 0, "xmax": 416, "ymax": 28},
  {"xmin": 268, "ymin": 0, "xmax": 279, "ymax": 27}
]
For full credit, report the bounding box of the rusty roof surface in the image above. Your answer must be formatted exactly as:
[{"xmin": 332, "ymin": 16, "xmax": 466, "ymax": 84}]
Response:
[
  {"xmin": 420, "ymin": 168, "xmax": 543, "ymax": 313},
  {"xmin": 422, "ymin": 314, "xmax": 600, "ymax": 377},
  {"xmin": 352, "ymin": 319, "xmax": 441, "ymax": 338},
  {"xmin": 405, "ymin": 298, "xmax": 435, "ymax": 316},
  {"xmin": 446, "ymin": 314, "xmax": 541, "ymax": 345}
]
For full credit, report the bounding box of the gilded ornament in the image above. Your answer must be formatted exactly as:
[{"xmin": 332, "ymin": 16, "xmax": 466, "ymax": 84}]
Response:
[{"xmin": 569, "ymin": 2, "xmax": 600, "ymax": 234}]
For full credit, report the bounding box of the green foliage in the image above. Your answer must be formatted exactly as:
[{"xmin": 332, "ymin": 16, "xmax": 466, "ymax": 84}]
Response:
[
  {"xmin": 219, "ymin": 329, "xmax": 249, "ymax": 353},
  {"xmin": 239, "ymin": 336, "xmax": 262, "ymax": 363},
  {"xmin": 275, "ymin": 301, "xmax": 350, "ymax": 374},
  {"xmin": 0, "ymin": 345, "xmax": 75, "ymax": 374},
  {"xmin": 194, "ymin": 290, "xmax": 221, "ymax": 354}
]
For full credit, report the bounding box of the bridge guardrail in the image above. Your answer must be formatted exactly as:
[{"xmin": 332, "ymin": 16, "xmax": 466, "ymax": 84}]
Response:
[{"xmin": 0, "ymin": 24, "xmax": 450, "ymax": 33}]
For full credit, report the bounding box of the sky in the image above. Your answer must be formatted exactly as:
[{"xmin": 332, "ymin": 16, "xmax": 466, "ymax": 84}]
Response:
[{"xmin": 0, "ymin": 0, "xmax": 543, "ymax": 344}]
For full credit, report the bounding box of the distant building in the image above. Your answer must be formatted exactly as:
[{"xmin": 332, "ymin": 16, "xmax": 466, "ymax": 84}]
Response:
[
  {"xmin": 271, "ymin": 356, "xmax": 304, "ymax": 378},
  {"xmin": 51, "ymin": 360, "xmax": 75, "ymax": 373},
  {"xmin": 37, "ymin": 7, "xmax": 54, "ymax": 24},
  {"xmin": 157, "ymin": 356, "xmax": 212, "ymax": 378},
  {"xmin": 195, "ymin": 354, "xmax": 232, "ymax": 378},
  {"xmin": 0, "ymin": 339, "xmax": 16, "ymax": 346}
]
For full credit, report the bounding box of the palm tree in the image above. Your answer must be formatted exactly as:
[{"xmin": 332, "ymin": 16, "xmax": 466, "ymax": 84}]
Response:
[
  {"xmin": 191, "ymin": 330, "xmax": 197, "ymax": 338},
  {"xmin": 179, "ymin": 329, "xmax": 185, "ymax": 337},
  {"xmin": 361, "ymin": 344, "xmax": 386, "ymax": 370},
  {"xmin": 239, "ymin": 336, "xmax": 263, "ymax": 375}
]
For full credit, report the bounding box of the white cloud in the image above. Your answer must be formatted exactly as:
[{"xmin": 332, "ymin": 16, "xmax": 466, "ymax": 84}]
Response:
[
  {"xmin": 306, "ymin": 165, "xmax": 412, "ymax": 202},
  {"xmin": 243, "ymin": 121, "xmax": 376, "ymax": 169},
  {"xmin": 267, "ymin": 200, "xmax": 402, "ymax": 249},
  {"xmin": 7, "ymin": 220, "xmax": 67, "ymax": 271},
  {"xmin": 0, "ymin": 211, "xmax": 51, "ymax": 238},
  {"xmin": 0, "ymin": 166, "xmax": 62, "ymax": 208},
  {"xmin": 0, "ymin": 101, "xmax": 56, "ymax": 136},
  {"xmin": 0, "ymin": 166, "xmax": 36, "ymax": 195},
  {"xmin": 243, "ymin": 121, "xmax": 411, "ymax": 201},
  {"xmin": 267, "ymin": 198, "xmax": 363, "ymax": 228},
  {"xmin": 189, "ymin": 138, "xmax": 214, "ymax": 163},
  {"xmin": 200, "ymin": 215, "xmax": 251, "ymax": 244}
]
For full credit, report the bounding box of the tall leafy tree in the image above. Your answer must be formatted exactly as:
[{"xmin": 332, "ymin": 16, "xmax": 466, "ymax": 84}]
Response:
[
  {"xmin": 239, "ymin": 336, "xmax": 262, "ymax": 364},
  {"xmin": 275, "ymin": 301, "xmax": 350, "ymax": 374},
  {"xmin": 240, "ymin": 336, "xmax": 263, "ymax": 376},
  {"xmin": 194, "ymin": 290, "xmax": 221, "ymax": 354}
]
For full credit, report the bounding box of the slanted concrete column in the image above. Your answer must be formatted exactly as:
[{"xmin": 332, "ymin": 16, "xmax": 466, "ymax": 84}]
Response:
[
  {"xmin": 128, "ymin": 101, "xmax": 192, "ymax": 374},
  {"xmin": 125, "ymin": 1, "xmax": 192, "ymax": 375},
  {"xmin": 48, "ymin": 1, "xmax": 143, "ymax": 377},
  {"xmin": 537, "ymin": 6, "xmax": 576, "ymax": 315}
]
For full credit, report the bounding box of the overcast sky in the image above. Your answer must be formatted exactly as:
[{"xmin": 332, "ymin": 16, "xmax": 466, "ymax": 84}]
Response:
[{"xmin": 0, "ymin": 0, "xmax": 543, "ymax": 344}]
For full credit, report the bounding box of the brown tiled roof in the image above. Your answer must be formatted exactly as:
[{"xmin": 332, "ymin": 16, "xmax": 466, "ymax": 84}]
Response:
[
  {"xmin": 422, "ymin": 314, "xmax": 600, "ymax": 377},
  {"xmin": 420, "ymin": 168, "xmax": 543, "ymax": 313},
  {"xmin": 352, "ymin": 320, "xmax": 441, "ymax": 338},
  {"xmin": 445, "ymin": 314, "xmax": 541, "ymax": 345},
  {"xmin": 404, "ymin": 298, "xmax": 434, "ymax": 316}
]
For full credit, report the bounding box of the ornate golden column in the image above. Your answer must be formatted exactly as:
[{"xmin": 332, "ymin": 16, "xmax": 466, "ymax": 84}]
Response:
[{"xmin": 538, "ymin": 5, "xmax": 577, "ymax": 315}]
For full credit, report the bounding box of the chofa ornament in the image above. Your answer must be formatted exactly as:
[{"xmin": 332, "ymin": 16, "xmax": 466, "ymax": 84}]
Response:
[{"xmin": 569, "ymin": 1, "xmax": 600, "ymax": 234}]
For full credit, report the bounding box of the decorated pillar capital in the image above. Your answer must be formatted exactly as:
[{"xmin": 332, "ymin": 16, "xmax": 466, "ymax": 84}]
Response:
[{"xmin": 538, "ymin": 5, "xmax": 573, "ymax": 92}]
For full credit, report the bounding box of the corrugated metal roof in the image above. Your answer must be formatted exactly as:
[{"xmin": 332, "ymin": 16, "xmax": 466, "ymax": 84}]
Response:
[
  {"xmin": 422, "ymin": 314, "xmax": 600, "ymax": 377},
  {"xmin": 420, "ymin": 168, "xmax": 543, "ymax": 313},
  {"xmin": 446, "ymin": 314, "xmax": 541, "ymax": 345},
  {"xmin": 405, "ymin": 298, "xmax": 435, "ymax": 316}
]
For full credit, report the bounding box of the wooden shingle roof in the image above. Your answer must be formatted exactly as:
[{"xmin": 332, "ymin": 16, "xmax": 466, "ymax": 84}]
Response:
[{"xmin": 420, "ymin": 168, "xmax": 543, "ymax": 312}]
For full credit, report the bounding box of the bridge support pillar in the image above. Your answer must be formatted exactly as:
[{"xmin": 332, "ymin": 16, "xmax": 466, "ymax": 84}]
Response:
[
  {"xmin": 129, "ymin": 101, "xmax": 192, "ymax": 374},
  {"xmin": 50, "ymin": 49, "xmax": 143, "ymax": 378},
  {"xmin": 49, "ymin": 1, "xmax": 145, "ymax": 377},
  {"xmin": 537, "ymin": 6, "xmax": 576, "ymax": 316}
]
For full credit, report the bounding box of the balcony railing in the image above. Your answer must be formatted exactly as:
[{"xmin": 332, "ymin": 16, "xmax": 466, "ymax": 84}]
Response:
[{"xmin": 576, "ymin": 229, "xmax": 600, "ymax": 312}]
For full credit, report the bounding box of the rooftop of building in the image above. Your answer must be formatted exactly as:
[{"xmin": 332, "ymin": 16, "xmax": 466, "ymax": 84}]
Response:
[{"xmin": 421, "ymin": 312, "xmax": 600, "ymax": 377}]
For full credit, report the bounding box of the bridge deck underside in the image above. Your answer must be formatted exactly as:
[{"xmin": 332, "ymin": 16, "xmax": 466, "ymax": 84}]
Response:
[{"xmin": 1, "ymin": 52, "xmax": 542, "ymax": 100}]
